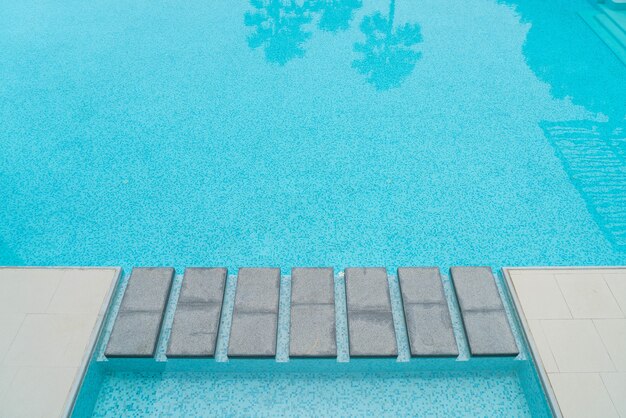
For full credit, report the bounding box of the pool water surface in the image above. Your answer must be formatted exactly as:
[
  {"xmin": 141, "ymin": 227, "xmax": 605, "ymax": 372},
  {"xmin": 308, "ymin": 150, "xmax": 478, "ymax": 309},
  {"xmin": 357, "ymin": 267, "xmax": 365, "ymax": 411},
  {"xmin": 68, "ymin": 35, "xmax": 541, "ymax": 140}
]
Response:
[{"xmin": 1, "ymin": 0, "xmax": 625, "ymax": 270}]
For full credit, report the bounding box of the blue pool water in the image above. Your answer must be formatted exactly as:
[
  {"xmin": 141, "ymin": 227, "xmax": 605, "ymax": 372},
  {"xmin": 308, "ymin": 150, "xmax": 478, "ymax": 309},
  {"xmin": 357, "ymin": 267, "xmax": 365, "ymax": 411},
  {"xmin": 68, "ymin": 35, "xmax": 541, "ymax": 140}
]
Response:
[
  {"xmin": 1, "ymin": 0, "xmax": 625, "ymax": 415},
  {"xmin": 1, "ymin": 0, "xmax": 625, "ymax": 270}
]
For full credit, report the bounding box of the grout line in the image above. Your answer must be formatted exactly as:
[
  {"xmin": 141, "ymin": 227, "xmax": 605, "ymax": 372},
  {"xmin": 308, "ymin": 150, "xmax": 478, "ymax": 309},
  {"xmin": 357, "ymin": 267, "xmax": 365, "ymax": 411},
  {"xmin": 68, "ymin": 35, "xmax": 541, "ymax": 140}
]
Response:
[
  {"xmin": 598, "ymin": 372, "xmax": 621, "ymax": 416},
  {"xmin": 552, "ymin": 273, "xmax": 575, "ymax": 319},
  {"xmin": 42, "ymin": 270, "xmax": 66, "ymax": 314},
  {"xmin": 276, "ymin": 275, "xmax": 291, "ymax": 362},
  {"xmin": 602, "ymin": 274, "xmax": 626, "ymax": 318},
  {"xmin": 591, "ymin": 319, "xmax": 618, "ymax": 373},
  {"xmin": 334, "ymin": 273, "xmax": 349, "ymax": 362},
  {"xmin": 532, "ymin": 320, "xmax": 559, "ymax": 373},
  {"xmin": 0, "ymin": 313, "xmax": 26, "ymax": 366}
]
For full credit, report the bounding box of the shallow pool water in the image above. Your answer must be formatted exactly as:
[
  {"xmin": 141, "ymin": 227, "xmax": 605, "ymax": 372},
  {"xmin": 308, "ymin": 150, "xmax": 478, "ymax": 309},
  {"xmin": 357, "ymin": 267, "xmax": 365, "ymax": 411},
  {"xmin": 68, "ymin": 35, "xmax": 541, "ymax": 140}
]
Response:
[
  {"xmin": 80, "ymin": 365, "xmax": 548, "ymax": 417},
  {"xmin": 1, "ymin": 0, "xmax": 625, "ymax": 270}
]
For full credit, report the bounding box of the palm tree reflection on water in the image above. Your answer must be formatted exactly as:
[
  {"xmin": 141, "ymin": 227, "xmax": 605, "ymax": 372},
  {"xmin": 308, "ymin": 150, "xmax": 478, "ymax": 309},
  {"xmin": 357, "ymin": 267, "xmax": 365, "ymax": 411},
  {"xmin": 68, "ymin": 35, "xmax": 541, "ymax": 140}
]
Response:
[
  {"xmin": 352, "ymin": 0, "xmax": 422, "ymax": 90},
  {"xmin": 244, "ymin": 0, "xmax": 422, "ymax": 90}
]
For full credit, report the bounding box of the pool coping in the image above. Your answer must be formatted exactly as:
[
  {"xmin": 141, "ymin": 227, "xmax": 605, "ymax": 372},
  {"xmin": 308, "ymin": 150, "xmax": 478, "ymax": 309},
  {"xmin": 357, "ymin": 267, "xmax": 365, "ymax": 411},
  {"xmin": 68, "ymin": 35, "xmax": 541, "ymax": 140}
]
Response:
[
  {"xmin": 502, "ymin": 265, "xmax": 626, "ymax": 418},
  {"xmin": 53, "ymin": 266, "xmax": 122, "ymax": 418}
]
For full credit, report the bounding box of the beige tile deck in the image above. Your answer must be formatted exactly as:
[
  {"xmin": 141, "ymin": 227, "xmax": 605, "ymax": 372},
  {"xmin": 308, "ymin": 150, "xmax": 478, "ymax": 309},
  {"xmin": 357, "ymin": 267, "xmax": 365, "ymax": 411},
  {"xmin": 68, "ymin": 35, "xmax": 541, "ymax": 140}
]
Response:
[
  {"xmin": 0, "ymin": 268, "xmax": 119, "ymax": 418},
  {"xmin": 506, "ymin": 267, "xmax": 626, "ymax": 418}
]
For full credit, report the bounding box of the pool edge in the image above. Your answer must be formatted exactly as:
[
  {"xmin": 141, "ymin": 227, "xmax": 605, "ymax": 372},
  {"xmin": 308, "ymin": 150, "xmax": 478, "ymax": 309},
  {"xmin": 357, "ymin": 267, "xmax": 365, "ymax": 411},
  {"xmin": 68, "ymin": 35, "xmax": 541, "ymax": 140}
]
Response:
[{"xmin": 58, "ymin": 266, "xmax": 123, "ymax": 418}]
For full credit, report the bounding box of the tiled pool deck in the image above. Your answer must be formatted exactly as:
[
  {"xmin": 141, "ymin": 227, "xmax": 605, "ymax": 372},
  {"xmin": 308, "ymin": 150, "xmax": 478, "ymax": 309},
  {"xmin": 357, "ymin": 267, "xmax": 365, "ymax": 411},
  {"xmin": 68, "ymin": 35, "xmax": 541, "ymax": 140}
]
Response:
[
  {"xmin": 0, "ymin": 268, "xmax": 119, "ymax": 418},
  {"xmin": 505, "ymin": 267, "xmax": 626, "ymax": 418}
]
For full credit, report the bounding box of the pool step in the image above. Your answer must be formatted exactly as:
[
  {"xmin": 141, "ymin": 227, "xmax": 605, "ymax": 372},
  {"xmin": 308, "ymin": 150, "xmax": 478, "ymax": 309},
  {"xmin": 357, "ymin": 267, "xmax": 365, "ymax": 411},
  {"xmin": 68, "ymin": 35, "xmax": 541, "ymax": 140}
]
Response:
[
  {"xmin": 345, "ymin": 268, "xmax": 397, "ymax": 357},
  {"xmin": 167, "ymin": 268, "xmax": 227, "ymax": 358},
  {"xmin": 105, "ymin": 266, "xmax": 519, "ymax": 360},
  {"xmin": 398, "ymin": 268, "xmax": 458, "ymax": 357},
  {"xmin": 105, "ymin": 268, "xmax": 174, "ymax": 357},
  {"xmin": 580, "ymin": 7, "xmax": 626, "ymax": 65},
  {"xmin": 290, "ymin": 268, "xmax": 337, "ymax": 357},
  {"xmin": 451, "ymin": 267, "xmax": 518, "ymax": 356},
  {"xmin": 227, "ymin": 268, "xmax": 281, "ymax": 357},
  {"xmin": 606, "ymin": 0, "xmax": 626, "ymax": 11}
]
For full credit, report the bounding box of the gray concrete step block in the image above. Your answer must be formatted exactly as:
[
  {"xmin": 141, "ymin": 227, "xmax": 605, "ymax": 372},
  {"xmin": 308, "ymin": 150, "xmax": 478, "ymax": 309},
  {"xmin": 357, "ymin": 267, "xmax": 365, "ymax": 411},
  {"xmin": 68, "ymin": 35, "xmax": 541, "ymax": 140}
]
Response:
[
  {"xmin": 345, "ymin": 267, "xmax": 391, "ymax": 311},
  {"xmin": 290, "ymin": 304, "xmax": 336, "ymax": 357},
  {"xmin": 105, "ymin": 267, "xmax": 174, "ymax": 358},
  {"xmin": 119, "ymin": 267, "xmax": 174, "ymax": 312},
  {"xmin": 105, "ymin": 311, "xmax": 164, "ymax": 357},
  {"xmin": 234, "ymin": 268, "xmax": 280, "ymax": 313},
  {"xmin": 450, "ymin": 266, "xmax": 504, "ymax": 311},
  {"xmin": 398, "ymin": 267, "xmax": 457, "ymax": 357},
  {"xmin": 403, "ymin": 304, "xmax": 458, "ymax": 357},
  {"xmin": 166, "ymin": 268, "xmax": 227, "ymax": 358},
  {"xmin": 228, "ymin": 312, "xmax": 278, "ymax": 357},
  {"xmin": 347, "ymin": 311, "xmax": 397, "ymax": 357},
  {"xmin": 462, "ymin": 310, "xmax": 519, "ymax": 356},
  {"xmin": 450, "ymin": 266, "xmax": 519, "ymax": 356},
  {"xmin": 398, "ymin": 267, "xmax": 446, "ymax": 304},
  {"xmin": 291, "ymin": 267, "xmax": 334, "ymax": 305},
  {"xmin": 177, "ymin": 268, "xmax": 227, "ymax": 304},
  {"xmin": 167, "ymin": 304, "xmax": 222, "ymax": 357},
  {"xmin": 228, "ymin": 268, "xmax": 280, "ymax": 357}
]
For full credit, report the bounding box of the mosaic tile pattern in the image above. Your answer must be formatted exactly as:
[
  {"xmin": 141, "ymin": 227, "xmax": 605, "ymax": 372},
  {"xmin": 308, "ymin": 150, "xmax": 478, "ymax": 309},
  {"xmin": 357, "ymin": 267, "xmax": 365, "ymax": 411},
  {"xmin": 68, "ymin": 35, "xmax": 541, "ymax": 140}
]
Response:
[{"xmin": 92, "ymin": 369, "xmax": 539, "ymax": 417}]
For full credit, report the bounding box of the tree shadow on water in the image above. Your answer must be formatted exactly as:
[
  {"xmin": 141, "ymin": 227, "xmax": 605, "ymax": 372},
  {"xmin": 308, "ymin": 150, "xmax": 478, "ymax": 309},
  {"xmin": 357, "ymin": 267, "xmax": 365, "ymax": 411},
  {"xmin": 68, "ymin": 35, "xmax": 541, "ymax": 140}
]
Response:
[
  {"xmin": 244, "ymin": 0, "xmax": 362, "ymax": 65},
  {"xmin": 352, "ymin": 0, "xmax": 422, "ymax": 90}
]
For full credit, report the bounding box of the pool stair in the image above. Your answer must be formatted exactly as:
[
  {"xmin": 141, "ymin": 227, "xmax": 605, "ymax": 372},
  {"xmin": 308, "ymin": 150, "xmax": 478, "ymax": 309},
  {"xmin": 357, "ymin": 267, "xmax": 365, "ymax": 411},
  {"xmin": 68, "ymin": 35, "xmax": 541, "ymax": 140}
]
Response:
[
  {"xmin": 345, "ymin": 268, "xmax": 397, "ymax": 357},
  {"xmin": 451, "ymin": 267, "xmax": 518, "ymax": 356},
  {"xmin": 580, "ymin": 4, "xmax": 626, "ymax": 65},
  {"xmin": 105, "ymin": 268, "xmax": 174, "ymax": 357},
  {"xmin": 290, "ymin": 268, "xmax": 337, "ymax": 357},
  {"xmin": 167, "ymin": 268, "xmax": 226, "ymax": 357},
  {"xmin": 398, "ymin": 268, "xmax": 458, "ymax": 357},
  {"xmin": 104, "ymin": 266, "xmax": 519, "ymax": 360},
  {"xmin": 228, "ymin": 268, "xmax": 281, "ymax": 357}
]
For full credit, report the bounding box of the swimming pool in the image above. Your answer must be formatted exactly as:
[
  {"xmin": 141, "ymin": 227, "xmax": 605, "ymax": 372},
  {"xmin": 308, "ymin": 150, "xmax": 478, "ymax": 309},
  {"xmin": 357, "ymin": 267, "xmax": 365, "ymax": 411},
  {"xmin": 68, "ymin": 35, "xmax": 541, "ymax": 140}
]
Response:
[{"xmin": 1, "ymin": 0, "xmax": 625, "ymax": 415}]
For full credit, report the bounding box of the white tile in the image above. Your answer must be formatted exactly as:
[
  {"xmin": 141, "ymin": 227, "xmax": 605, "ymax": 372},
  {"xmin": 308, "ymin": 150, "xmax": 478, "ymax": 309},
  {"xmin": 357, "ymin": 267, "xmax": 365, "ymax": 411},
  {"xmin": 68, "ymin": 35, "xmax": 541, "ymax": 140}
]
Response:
[
  {"xmin": 604, "ymin": 274, "xmax": 626, "ymax": 317},
  {"xmin": 0, "ymin": 314, "xmax": 24, "ymax": 363},
  {"xmin": 47, "ymin": 269, "xmax": 115, "ymax": 314},
  {"xmin": 549, "ymin": 373, "xmax": 618, "ymax": 418},
  {"xmin": 556, "ymin": 274, "xmax": 623, "ymax": 319},
  {"xmin": 4, "ymin": 314, "xmax": 97, "ymax": 368},
  {"xmin": 511, "ymin": 272, "xmax": 571, "ymax": 319},
  {"xmin": 0, "ymin": 365, "xmax": 18, "ymax": 398},
  {"xmin": 542, "ymin": 319, "xmax": 614, "ymax": 372},
  {"xmin": 602, "ymin": 372, "xmax": 626, "ymax": 418},
  {"xmin": 527, "ymin": 320, "xmax": 558, "ymax": 373},
  {"xmin": 0, "ymin": 366, "xmax": 77, "ymax": 418},
  {"xmin": 595, "ymin": 319, "xmax": 626, "ymax": 372},
  {"xmin": 0, "ymin": 269, "xmax": 63, "ymax": 314}
]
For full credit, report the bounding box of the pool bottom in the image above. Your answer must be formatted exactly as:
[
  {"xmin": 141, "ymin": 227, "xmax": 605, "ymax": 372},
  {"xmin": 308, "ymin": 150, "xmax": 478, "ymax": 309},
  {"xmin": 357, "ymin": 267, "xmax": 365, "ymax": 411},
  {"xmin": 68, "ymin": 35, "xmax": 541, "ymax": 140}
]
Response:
[{"xmin": 73, "ymin": 358, "xmax": 551, "ymax": 417}]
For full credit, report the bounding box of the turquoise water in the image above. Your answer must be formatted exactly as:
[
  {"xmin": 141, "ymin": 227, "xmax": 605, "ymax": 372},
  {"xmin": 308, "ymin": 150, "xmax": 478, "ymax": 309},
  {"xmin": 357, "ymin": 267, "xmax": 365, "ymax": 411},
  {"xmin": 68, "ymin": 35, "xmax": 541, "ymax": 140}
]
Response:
[
  {"xmin": 1, "ymin": 0, "xmax": 625, "ymax": 270},
  {"xmin": 75, "ymin": 361, "xmax": 549, "ymax": 417},
  {"xmin": 2, "ymin": 0, "xmax": 625, "ymax": 415}
]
